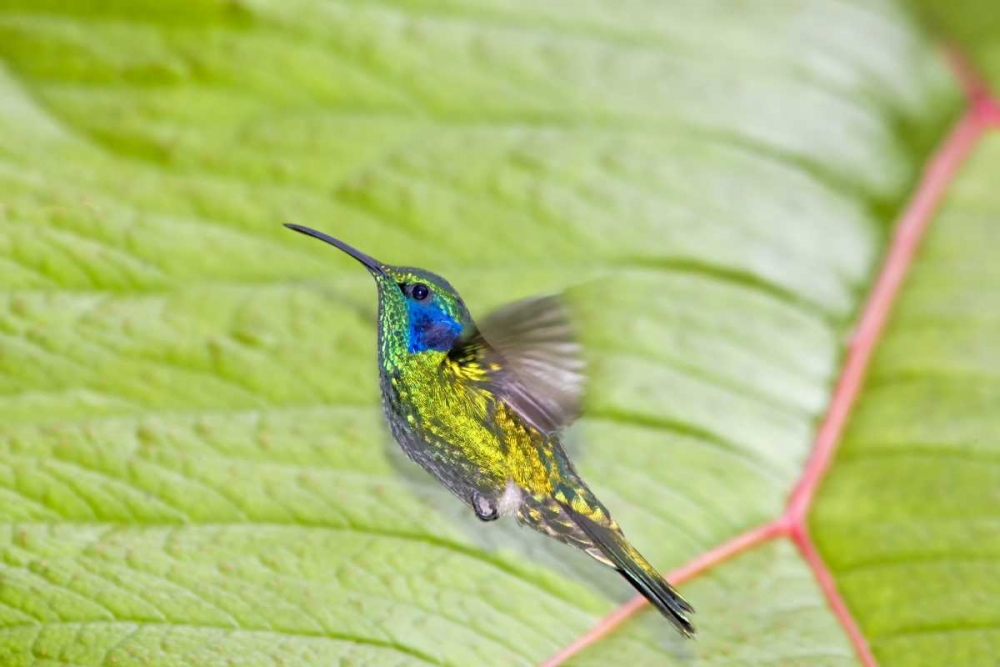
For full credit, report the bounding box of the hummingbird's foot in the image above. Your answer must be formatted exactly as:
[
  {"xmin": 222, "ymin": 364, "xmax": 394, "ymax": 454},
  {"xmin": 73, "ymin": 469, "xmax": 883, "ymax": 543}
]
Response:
[{"xmin": 471, "ymin": 491, "xmax": 499, "ymax": 521}]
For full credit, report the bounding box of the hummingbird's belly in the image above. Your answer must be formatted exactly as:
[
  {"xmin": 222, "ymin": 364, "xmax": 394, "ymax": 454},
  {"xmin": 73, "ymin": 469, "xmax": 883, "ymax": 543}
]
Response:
[
  {"xmin": 380, "ymin": 379, "xmax": 509, "ymax": 501},
  {"xmin": 388, "ymin": 409, "xmax": 509, "ymax": 501},
  {"xmin": 380, "ymin": 365, "xmax": 555, "ymax": 507}
]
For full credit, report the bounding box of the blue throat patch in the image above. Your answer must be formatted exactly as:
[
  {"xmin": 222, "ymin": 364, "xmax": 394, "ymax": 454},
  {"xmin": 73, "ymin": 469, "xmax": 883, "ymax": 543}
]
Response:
[{"xmin": 407, "ymin": 301, "xmax": 463, "ymax": 353}]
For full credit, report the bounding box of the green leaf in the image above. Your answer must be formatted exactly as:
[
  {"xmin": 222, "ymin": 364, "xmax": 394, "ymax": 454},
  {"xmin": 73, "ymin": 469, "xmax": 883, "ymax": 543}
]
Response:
[
  {"xmin": 909, "ymin": 1, "xmax": 1000, "ymax": 88},
  {"xmin": 0, "ymin": 1, "xmax": 963, "ymax": 665},
  {"xmin": 812, "ymin": 134, "xmax": 1000, "ymax": 665},
  {"xmin": 809, "ymin": 12, "xmax": 1000, "ymax": 665}
]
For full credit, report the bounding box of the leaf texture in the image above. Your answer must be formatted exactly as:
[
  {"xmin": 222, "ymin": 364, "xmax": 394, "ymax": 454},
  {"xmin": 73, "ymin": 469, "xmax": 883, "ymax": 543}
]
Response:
[
  {"xmin": 812, "ymin": 132, "xmax": 1000, "ymax": 667},
  {"xmin": 0, "ymin": 1, "xmax": 966, "ymax": 665}
]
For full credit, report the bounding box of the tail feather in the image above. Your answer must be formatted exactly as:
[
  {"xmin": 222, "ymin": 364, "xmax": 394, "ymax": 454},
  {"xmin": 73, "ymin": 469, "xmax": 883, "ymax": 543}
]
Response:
[{"xmin": 560, "ymin": 501, "xmax": 696, "ymax": 637}]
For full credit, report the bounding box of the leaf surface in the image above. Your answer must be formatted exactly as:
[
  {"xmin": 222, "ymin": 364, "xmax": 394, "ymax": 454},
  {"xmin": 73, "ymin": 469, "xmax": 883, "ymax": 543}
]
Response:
[
  {"xmin": 812, "ymin": 133, "xmax": 1000, "ymax": 666},
  {"xmin": 0, "ymin": 1, "xmax": 965, "ymax": 665}
]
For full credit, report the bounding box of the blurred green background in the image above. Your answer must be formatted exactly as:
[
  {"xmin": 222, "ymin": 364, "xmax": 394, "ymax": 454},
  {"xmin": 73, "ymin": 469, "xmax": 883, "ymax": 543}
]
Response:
[{"xmin": 0, "ymin": 1, "xmax": 997, "ymax": 665}]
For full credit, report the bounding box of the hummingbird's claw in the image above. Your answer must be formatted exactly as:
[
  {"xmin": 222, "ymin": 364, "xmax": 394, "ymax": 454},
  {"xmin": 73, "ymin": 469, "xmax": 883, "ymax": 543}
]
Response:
[{"xmin": 471, "ymin": 491, "xmax": 499, "ymax": 521}]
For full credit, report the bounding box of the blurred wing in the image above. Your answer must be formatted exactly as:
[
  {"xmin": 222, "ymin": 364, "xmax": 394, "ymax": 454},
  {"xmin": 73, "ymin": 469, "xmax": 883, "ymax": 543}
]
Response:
[{"xmin": 452, "ymin": 295, "xmax": 585, "ymax": 434}]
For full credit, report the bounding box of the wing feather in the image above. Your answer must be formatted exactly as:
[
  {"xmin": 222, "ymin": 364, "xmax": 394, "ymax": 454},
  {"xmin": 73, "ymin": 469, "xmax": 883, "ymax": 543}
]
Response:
[{"xmin": 451, "ymin": 295, "xmax": 584, "ymax": 434}]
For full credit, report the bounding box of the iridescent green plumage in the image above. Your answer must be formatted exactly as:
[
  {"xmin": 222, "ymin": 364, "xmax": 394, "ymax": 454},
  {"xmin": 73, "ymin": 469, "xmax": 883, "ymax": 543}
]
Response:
[{"xmin": 286, "ymin": 224, "xmax": 695, "ymax": 636}]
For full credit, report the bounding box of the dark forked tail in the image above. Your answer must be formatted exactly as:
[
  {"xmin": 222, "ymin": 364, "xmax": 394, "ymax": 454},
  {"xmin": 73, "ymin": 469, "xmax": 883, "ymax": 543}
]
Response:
[{"xmin": 560, "ymin": 501, "xmax": 696, "ymax": 637}]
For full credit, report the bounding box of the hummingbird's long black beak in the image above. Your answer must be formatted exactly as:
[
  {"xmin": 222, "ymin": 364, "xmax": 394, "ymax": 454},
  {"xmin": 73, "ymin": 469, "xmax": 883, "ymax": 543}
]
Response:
[{"xmin": 284, "ymin": 223, "xmax": 387, "ymax": 277}]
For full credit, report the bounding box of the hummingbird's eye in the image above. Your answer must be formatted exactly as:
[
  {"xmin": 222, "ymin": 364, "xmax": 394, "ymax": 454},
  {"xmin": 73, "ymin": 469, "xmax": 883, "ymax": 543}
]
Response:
[{"xmin": 410, "ymin": 283, "xmax": 430, "ymax": 301}]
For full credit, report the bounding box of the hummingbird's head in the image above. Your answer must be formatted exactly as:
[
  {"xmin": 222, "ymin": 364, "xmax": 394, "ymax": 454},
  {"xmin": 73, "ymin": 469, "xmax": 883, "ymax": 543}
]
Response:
[{"xmin": 284, "ymin": 224, "xmax": 472, "ymax": 357}]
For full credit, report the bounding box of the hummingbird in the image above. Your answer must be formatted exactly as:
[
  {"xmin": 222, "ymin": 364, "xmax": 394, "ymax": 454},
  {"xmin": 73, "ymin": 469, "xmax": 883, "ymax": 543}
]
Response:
[{"xmin": 285, "ymin": 223, "xmax": 695, "ymax": 636}]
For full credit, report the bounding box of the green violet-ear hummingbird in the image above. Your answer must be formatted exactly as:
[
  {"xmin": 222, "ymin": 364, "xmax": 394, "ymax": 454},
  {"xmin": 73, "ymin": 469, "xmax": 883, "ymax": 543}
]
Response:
[{"xmin": 285, "ymin": 223, "xmax": 695, "ymax": 636}]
